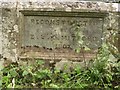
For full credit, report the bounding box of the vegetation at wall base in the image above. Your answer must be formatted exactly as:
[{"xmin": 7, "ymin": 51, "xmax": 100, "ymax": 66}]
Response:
[{"xmin": 1, "ymin": 44, "xmax": 120, "ymax": 89}]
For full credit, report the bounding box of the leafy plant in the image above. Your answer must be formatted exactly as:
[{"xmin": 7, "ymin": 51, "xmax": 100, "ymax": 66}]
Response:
[{"xmin": 1, "ymin": 54, "xmax": 120, "ymax": 89}]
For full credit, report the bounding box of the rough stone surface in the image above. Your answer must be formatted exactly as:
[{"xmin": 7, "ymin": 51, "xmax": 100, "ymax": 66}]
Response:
[
  {"xmin": 0, "ymin": 2, "xmax": 3, "ymax": 88},
  {"xmin": 0, "ymin": 0, "xmax": 119, "ymax": 68}
]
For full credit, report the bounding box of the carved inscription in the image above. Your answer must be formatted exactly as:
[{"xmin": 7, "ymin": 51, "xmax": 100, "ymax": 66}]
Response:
[
  {"xmin": 22, "ymin": 16, "xmax": 103, "ymax": 50},
  {"xmin": 30, "ymin": 18, "xmax": 87, "ymax": 26}
]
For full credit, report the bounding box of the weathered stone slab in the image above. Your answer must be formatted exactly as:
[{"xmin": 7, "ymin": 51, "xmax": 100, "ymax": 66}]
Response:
[
  {"xmin": 23, "ymin": 15, "xmax": 103, "ymax": 49},
  {"xmin": 0, "ymin": 0, "xmax": 119, "ymax": 62},
  {"xmin": 19, "ymin": 11, "xmax": 105, "ymax": 60}
]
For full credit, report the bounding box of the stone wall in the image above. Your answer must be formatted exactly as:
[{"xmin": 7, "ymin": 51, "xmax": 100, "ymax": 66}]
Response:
[
  {"xmin": 0, "ymin": 0, "xmax": 120, "ymax": 85},
  {"xmin": 0, "ymin": 0, "xmax": 119, "ymax": 64}
]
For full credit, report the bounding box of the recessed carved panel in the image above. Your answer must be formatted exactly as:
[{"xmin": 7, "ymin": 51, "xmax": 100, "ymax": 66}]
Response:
[
  {"xmin": 20, "ymin": 11, "xmax": 105, "ymax": 60},
  {"xmin": 22, "ymin": 16, "xmax": 103, "ymax": 50}
]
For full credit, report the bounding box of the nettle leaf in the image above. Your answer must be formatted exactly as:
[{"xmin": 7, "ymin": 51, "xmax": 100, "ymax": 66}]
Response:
[
  {"xmin": 84, "ymin": 46, "xmax": 91, "ymax": 51},
  {"xmin": 78, "ymin": 40, "xmax": 84, "ymax": 45},
  {"xmin": 75, "ymin": 66, "xmax": 81, "ymax": 74},
  {"xmin": 2, "ymin": 76, "xmax": 9, "ymax": 83},
  {"xmin": 9, "ymin": 69, "xmax": 18, "ymax": 77},
  {"xmin": 36, "ymin": 60, "xmax": 45, "ymax": 65},
  {"xmin": 22, "ymin": 70, "xmax": 29, "ymax": 76},
  {"xmin": 105, "ymin": 74, "xmax": 112, "ymax": 82},
  {"xmin": 50, "ymin": 83, "xmax": 59, "ymax": 88},
  {"xmin": 76, "ymin": 48, "xmax": 81, "ymax": 53},
  {"xmin": 7, "ymin": 83, "xmax": 12, "ymax": 88}
]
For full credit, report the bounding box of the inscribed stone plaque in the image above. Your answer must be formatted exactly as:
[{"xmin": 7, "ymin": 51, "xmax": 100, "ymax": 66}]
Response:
[{"xmin": 22, "ymin": 16, "xmax": 103, "ymax": 50}]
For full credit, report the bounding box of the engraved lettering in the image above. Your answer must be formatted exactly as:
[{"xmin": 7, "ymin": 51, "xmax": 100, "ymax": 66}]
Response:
[
  {"xmin": 30, "ymin": 34, "xmax": 35, "ymax": 39},
  {"xmin": 31, "ymin": 19, "xmax": 35, "ymax": 23},
  {"xmin": 24, "ymin": 16, "xmax": 103, "ymax": 50},
  {"xmin": 45, "ymin": 20, "xmax": 49, "ymax": 24},
  {"xmin": 40, "ymin": 19, "xmax": 44, "ymax": 24},
  {"xmin": 83, "ymin": 21, "xmax": 87, "ymax": 26},
  {"xmin": 61, "ymin": 20, "xmax": 66, "ymax": 25},
  {"xmin": 36, "ymin": 19, "xmax": 39, "ymax": 24},
  {"xmin": 56, "ymin": 20, "xmax": 60, "ymax": 25},
  {"xmin": 49, "ymin": 19, "xmax": 55, "ymax": 25}
]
